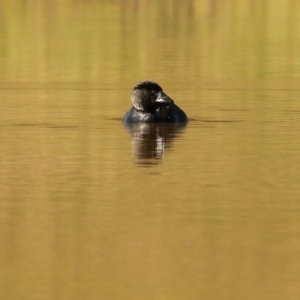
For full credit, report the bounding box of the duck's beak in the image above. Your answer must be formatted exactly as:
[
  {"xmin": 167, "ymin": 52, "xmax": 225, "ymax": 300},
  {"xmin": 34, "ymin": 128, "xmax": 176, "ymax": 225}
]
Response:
[{"xmin": 155, "ymin": 92, "xmax": 174, "ymax": 105}]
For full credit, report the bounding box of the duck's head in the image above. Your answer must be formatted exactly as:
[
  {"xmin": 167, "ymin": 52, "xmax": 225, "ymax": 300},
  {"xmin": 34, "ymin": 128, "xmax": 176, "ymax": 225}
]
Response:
[{"xmin": 131, "ymin": 81, "xmax": 174, "ymax": 112}]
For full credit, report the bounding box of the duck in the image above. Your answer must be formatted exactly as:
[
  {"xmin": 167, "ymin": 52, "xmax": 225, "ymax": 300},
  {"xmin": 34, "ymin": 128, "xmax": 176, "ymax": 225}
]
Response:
[{"xmin": 123, "ymin": 81, "xmax": 188, "ymax": 123}]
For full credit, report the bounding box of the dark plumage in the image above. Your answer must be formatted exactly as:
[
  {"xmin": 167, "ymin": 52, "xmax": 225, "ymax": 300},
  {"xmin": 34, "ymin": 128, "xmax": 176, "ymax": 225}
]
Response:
[{"xmin": 123, "ymin": 81, "xmax": 188, "ymax": 123}]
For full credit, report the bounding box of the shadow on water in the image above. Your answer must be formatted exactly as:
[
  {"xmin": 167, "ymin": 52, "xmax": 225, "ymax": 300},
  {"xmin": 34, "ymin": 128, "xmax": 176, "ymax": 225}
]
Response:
[{"xmin": 124, "ymin": 123, "xmax": 187, "ymax": 166}]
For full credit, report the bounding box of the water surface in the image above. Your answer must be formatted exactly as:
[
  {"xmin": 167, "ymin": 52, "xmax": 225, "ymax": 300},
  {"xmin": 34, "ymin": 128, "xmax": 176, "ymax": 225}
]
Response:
[{"xmin": 1, "ymin": 1, "xmax": 300, "ymax": 299}]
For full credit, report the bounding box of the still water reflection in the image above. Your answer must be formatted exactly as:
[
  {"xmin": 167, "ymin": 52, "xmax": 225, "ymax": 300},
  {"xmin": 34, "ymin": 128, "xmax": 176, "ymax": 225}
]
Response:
[
  {"xmin": 1, "ymin": 1, "xmax": 300, "ymax": 300},
  {"xmin": 124, "ymin": 123, "xmax": 186, "ymax": 164}
]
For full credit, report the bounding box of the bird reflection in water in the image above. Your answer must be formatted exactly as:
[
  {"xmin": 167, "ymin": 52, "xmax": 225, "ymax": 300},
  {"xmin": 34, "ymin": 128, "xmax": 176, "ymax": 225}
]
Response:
[{"xmin": 124, "ymin": 123, "xmax": 186, "ymax": 165}]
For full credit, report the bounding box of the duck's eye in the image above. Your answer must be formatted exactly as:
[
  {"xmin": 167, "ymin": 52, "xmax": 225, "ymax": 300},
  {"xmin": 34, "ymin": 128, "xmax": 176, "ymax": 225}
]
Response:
[{"xmin": 151, "ymin": 90, "xmax": 155, "ymax": 94}]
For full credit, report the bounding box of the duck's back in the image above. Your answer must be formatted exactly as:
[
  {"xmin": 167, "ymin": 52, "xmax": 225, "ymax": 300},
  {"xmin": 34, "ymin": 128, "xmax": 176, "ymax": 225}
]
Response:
[
  {"xmin": 123, "ymin": 107, "xmax": 155, "ymax": 123},
  {"xmin": 123, "ymin": 104, "xmax": 187, "ymax": 124},
  {"xmin": 167, "ymin": 103, "xmax": 188, "ymax": 123}
]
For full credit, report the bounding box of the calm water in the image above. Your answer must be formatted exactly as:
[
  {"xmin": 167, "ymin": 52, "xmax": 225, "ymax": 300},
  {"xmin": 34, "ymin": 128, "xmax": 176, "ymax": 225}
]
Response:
[{"xmin": 1, "ymin": 1, "xmax": 300, "ymax": 299}]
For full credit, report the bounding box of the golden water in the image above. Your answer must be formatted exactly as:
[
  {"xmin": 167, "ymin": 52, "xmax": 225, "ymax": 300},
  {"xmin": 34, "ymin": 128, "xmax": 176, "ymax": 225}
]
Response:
[{"xmin": 1, "ymin": 1, "xmax": 300, "ymax": 299}]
